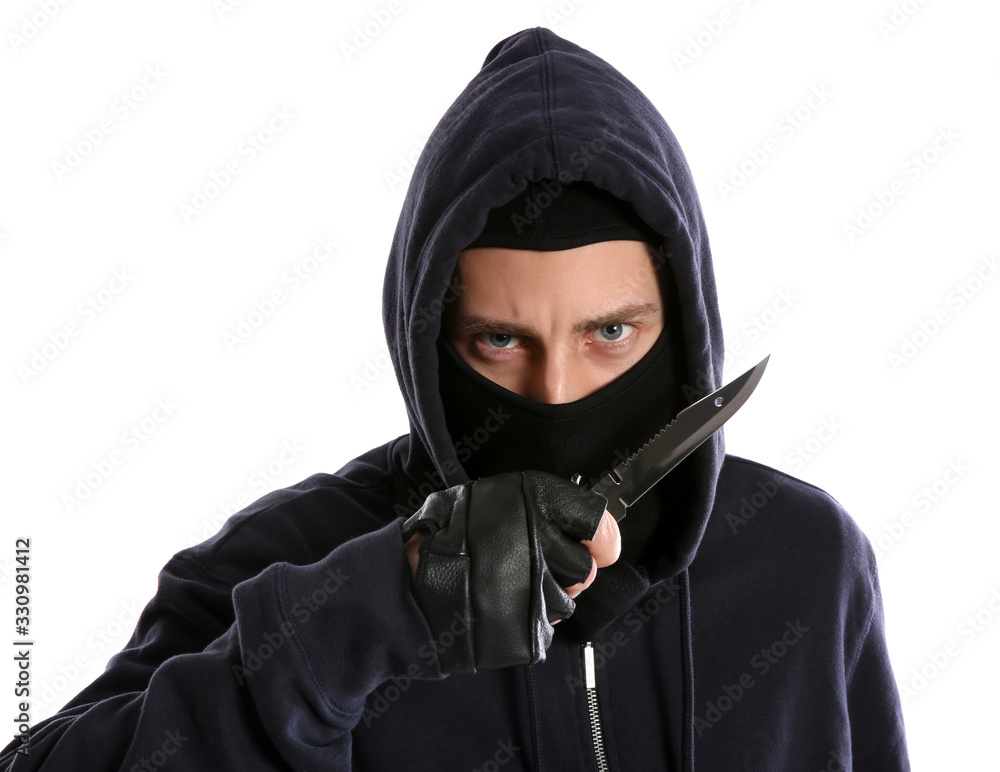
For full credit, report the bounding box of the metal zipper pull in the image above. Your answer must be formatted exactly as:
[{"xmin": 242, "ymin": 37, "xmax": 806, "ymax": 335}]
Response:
[{"xmin": 583, "ymin": 641, "xmax": 610, "ymax": 772}]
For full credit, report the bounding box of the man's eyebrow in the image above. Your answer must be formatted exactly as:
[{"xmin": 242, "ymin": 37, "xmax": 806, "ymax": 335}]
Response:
[
  {"xmin": 570, "ymin": 301, "xmax": 661, "ymax": 334},
  {"xmin": 453, "ymin": 315, "xmax": 533, "ymax": 336},
  {"xmin": 454, "ymin": 301, "xmax": 661, "ymax": 336}
]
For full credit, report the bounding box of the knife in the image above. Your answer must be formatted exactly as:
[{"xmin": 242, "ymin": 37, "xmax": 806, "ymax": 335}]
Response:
[{"xmin": 574, "ymin": 356, "xmax": 770, "ymax": 521}]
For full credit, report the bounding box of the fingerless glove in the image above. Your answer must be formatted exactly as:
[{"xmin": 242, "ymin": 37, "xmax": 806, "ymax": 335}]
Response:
[{"xmin": 402, "ymin": 471, "xmax": 607, "ymax": 674}]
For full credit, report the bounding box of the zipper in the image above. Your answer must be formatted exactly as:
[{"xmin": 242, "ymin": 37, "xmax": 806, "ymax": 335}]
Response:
[{"xmin": 582, "ymin": 641, "xmax": 610, "ymax": 772}]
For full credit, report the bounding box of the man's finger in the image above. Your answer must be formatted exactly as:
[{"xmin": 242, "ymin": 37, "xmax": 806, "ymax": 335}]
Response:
[
  {"xmin": 563, "ymin": 558, "xmax": 598, "ymax": 598},
  {"xmin": 581, "ymin": 510, "xmax": 621, "ymax": 569}
]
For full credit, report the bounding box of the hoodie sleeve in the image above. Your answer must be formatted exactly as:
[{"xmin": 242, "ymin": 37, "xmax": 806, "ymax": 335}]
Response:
[
  {"xmin": 845, "ymin": 553, "xmax": 910, "ymax": 771},
  {"xmin": 0, "ymin": 518, "xmax": 444, "ymax": 771}
]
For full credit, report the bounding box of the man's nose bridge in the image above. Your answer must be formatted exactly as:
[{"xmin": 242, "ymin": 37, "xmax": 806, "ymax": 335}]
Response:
[{"xmin": 534, "ymin": 345, "xmax": 576, "ymax": 404}]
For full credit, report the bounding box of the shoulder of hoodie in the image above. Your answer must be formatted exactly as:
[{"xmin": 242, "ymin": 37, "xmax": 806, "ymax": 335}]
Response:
[
  {"xmin": 163, "ymin": 434, "xmax": 413, "ymax": 590},
  {"xmin": 698, "ymin": 456, "xmax": 886, "ymax": 681},
  {"xmin": 708, "ymin": 454, "xmax": 878, "ymax": 593}
]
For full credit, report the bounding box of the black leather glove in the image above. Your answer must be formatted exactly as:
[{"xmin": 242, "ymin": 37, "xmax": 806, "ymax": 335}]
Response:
[{"xmin": 401, "ymin": 471, "xmax": 607, "ymax": 674}]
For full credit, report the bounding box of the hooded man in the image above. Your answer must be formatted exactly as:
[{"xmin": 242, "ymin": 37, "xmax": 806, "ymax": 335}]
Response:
[{"xmin": 1, "ymin": 27, "xmax": 909, "ymax": 771}]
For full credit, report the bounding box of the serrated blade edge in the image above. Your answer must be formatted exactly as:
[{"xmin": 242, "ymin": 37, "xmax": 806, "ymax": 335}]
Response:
[{"xmin": 592, "ymin": 355, "xmax": 769, "ymax": 521}]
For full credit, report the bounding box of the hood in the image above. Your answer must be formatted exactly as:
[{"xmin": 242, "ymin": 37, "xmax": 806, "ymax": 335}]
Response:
[{"xmin": 382, "ymin": 26, "xmax": 725, "ymax": 574}]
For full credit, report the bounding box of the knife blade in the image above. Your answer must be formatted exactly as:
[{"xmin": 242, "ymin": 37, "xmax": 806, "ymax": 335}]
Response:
[{"xmin": 579, "ymin": 356, "xmax": 769, "ymax": 521}]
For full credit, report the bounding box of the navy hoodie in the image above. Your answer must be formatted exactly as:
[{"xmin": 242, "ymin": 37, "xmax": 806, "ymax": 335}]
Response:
[{"xmin": 3, "ymin": 28, "xmax": 909, "ymax": 771}]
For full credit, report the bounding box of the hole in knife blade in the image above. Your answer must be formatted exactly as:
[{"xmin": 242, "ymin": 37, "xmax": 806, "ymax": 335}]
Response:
[
  {"xmin": 610, "ymin": 470, "xmax": 622, "ymax": 484},
  {"xmin": 714, "ymin": 397, "xmax": 724, "ymax": 407}
]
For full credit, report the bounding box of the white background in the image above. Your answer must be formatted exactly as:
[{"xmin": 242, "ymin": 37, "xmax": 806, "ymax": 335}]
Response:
[{"xmin": 2, "ymin": 0, "xmax": 997, "ymax": 768}]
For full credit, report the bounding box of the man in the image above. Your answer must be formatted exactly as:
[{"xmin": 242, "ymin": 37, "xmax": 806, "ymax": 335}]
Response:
[{"xmin": 2, "ymin": 27, "xmax": 908, "ymax": 770}]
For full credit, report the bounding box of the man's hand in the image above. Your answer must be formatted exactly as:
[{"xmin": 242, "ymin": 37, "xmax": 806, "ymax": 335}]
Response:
[
  {"xmin": 400, "ymin": 471, "xmax": 619, "ymax": 674},
  {"xmin": 405, "ymin": 509, "xmax": 620, "ymax": 598}
]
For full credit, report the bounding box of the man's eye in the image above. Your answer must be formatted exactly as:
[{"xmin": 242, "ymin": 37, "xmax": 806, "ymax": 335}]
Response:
[
  {"xmin": 592, "ymin": 323, "xmax": 634, "ymax": 343},
  {"xmin": 478, "ymin": 333, "xmax": 519, "ymax": 349}
]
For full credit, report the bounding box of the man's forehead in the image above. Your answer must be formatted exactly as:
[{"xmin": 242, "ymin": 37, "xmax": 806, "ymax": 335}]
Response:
[{"xmin": 452, "ymin": 242, "xmax": 664, "ymax": 295}]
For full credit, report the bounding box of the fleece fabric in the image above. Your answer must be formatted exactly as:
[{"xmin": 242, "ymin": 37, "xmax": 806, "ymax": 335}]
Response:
[{"xmin": 2, "ymin": 27, "xmax": 909, "ymax": 771}]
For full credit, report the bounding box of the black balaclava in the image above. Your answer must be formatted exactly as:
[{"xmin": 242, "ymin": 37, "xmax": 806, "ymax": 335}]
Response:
[{"xmin": 435, "ymin": 180, "xmax": 694, "ymax": 637}]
